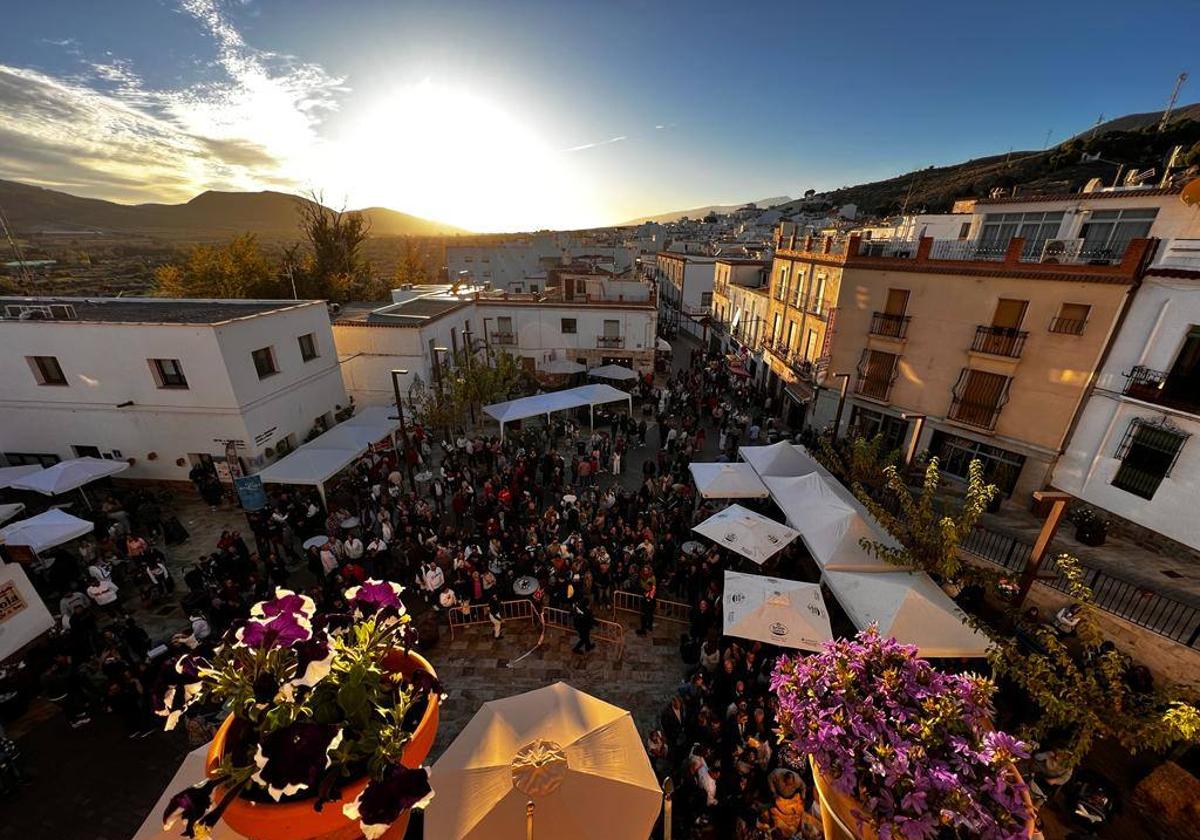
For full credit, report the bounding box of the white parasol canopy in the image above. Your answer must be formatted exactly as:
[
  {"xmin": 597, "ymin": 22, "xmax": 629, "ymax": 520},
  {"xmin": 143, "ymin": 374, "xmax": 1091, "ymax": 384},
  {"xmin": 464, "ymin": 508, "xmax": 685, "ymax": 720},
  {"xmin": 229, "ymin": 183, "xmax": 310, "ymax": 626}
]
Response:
[
  {"xmin": 692, "ymin": 503, "xmax": 801, "ymax": 564},
  {"xmin": 587, "ymin": 363, "xmax": 638, "ymax": 381},
  {"xmin": 0, "ymin": 464, "xmax": 42, "ymax": 490},
  {"xmin": 8, "ymin": 457, "xmax": 129, "ymax": 496},
  {"xmin": 738, "ymin": 441, "xmax": 817, "ymax": 477},
  {"xmin": 722, "ymin": 570, "xmax": 833, "ymax": 651},
  {"xmin": 688, "ymin": 462, "xmax": 769, "ymax": 498},
  {"xmin": 542, "ymin": 358, "xmax": 586, "ymax": 375},
  {"xmin": 0, "ymin": 508, "xmax": 94, "ymax": 553},
  {"xmin": 0, "ymin": 503, "xmax": 25, "ymax": 526},
  {"xmin": 656, "ymin": 337, "xmax": 672, "ymax": 352},
  {"xmin": 426, "ymin": 682, "xmax": 661, "ymax": 840},
  {"xmin": 762, "ymin": 473, "xmax": 856, "ymax": 564},
  {"xmin": 824, "ymin": 570, "xmax": 991, "ymax": 658}
]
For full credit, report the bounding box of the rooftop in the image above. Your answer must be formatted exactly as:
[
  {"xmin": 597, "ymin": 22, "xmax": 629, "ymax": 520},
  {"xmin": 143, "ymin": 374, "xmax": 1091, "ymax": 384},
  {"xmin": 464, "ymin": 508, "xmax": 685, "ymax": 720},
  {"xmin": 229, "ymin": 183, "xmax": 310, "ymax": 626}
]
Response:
[
  {"xmin": 0, "ymin": 296, "xmax": 315, "ymax": 325},
  {"xmin": 333, "ymin": 296, "xmax": 471, "ymax": 328}
]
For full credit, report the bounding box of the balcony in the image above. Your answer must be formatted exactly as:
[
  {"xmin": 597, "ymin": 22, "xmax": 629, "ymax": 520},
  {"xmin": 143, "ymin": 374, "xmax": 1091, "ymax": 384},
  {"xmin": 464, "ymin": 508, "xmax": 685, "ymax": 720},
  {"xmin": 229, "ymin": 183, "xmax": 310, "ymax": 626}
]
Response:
[
  {"xmin": 971, "ymin": 326, "xmax": 1028, "ymax": 359},
  {"xmin": 1123, "ymin": 366, "xmax": 1200, "ymax": 415},
  {"xmin": 1048, "ymin": 316, "xmax": 1088, "ymax": 336},
  {"xmin": 948, "ymin": 397, "xmax": 1005, "ymax": 430},
  {"xmin": 929, "ymin": 239, "xmax": 1007, "ymax": 262},
  {"xmin": 1153, "ymin": 238, "xmax": 1200, "ymax": 270},
  {"xmin": 597, "ymin": 335, "xmax": 625, "ymax": 349},
  {"xmin": 869, "ymin": 312, "xmax": 911, "ymax": 339},
  {"xmin": 854, "ymin": 375, "xmax": 894, "ymax": 402},
  {"xmin": 493, "ymin": 331, "xmax": 517, "ymax": 346}
]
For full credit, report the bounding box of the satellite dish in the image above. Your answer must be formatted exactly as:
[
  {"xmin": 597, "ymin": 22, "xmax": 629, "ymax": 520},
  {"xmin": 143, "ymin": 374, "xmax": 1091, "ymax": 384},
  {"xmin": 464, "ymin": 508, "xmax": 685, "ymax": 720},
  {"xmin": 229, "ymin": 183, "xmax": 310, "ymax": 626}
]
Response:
[{"xmin": 1182, "ymin": 179, "xmax": 1200, "ymax": 207}]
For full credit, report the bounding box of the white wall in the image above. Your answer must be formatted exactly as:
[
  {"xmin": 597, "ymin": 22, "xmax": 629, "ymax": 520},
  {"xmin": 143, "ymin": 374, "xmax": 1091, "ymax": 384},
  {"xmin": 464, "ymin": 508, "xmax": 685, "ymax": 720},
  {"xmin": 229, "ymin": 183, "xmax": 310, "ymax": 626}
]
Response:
[
  {"xmin": 0, "ymin": 302, "xmax": 346, "ymax": 480},
  {"xmin": 1053, "ymin": 275, "xmax": 1200, "ymax": 550}
]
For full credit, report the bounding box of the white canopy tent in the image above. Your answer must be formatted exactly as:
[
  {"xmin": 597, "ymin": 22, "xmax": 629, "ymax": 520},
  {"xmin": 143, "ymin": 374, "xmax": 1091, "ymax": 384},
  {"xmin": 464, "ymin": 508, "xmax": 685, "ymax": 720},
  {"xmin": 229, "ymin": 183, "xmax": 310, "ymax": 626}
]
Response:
[
  {"xmin": 587, "ymin": 363, "xmax": 638, "ymax": 382},
  {"xmin": 738, "ymin": 441, "xmax": 817, "ymax": 477},
  {"xmin": 688, "ymin": 462, "xmax": 769, "ymax": 499},
  {"xmin": 0, "ymin": 509, "xmax": 94, "ymax": 553},
  {"xmin": 824, "ymin": 570, "xmax": 991, "ymax": 658},
  {"xmin": 339, "ymin": 405, "xmax": 401, "ymax": 432},
  {"xmin": 693, "ymin": 504, "xmax": 801, "ymax": 565},
  {"xmin": 0, "ymin": 464, "xmax": 41, "ymax": 490},
  {"xmin": 315, "ymin": 423, "xmax": 393, "ymax": 452},
  {"xmin": 483, "ymin": 384, "xmax": 632, "ymax": 440},
  {"xmin": 0, "ymin": 563, "xmax": 56, "ymax": 661},
  {"xmin": 656, "ymin": 338, "xmax": 672, "ymax": 352},
  {"xmin": 541, "ymin": 358, "xmax": 586, "ymax": 375},
  {"xmin": 762, "ymin": 473, "xmax": 855, "ymax": 562},
  {"xmin": 9, "ymin": 457, "xmax": 129, "ymax": 496},
  {"xmin": 254, "ymin": 447, "xmax": 363, "ymax": 503},
  {"xmin": 722, "ymin": 570, "xmax": 833, "ymax": 651},
  {"xmin": 0, "ymin": 503, "xmax": 25, "ymax": 526}
]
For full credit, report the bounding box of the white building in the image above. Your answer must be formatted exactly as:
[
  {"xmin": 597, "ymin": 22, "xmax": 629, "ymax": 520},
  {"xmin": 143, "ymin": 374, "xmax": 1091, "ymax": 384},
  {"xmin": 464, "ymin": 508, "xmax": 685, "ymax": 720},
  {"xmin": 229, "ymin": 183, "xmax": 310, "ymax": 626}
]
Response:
[
  {"xmin": 0, "ymin": 298, "xmax": 348, "ymax": 480},
  {"xmin": 1053, "ymin": 224, "xmax": 1200, "ymax": 552},
  {"xmin": 333, "ymin": 272, "xmax": 657, "ymax": 407},
  {"xmin": 446, "ymin": 233, "xmax": 639, "ymax": 293},
  {"xmin": 655, "ymin": 251, "xmax": 716, "ymax": 339}
]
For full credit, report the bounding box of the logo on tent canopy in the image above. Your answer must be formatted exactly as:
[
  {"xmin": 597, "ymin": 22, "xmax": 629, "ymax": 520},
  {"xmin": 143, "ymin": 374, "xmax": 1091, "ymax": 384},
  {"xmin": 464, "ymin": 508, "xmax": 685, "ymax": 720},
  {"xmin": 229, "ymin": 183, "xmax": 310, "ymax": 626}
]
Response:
[
  {"xmin": 769, "ymin": 622, "xmax": 789, "ymax": 637},
  {"xmin": 723, "ymin": 532, "xmax": 739, "ymax": 543},
  {"xmin": 765, "ymin": 534, "xmax": 780, "ymax": 544}
]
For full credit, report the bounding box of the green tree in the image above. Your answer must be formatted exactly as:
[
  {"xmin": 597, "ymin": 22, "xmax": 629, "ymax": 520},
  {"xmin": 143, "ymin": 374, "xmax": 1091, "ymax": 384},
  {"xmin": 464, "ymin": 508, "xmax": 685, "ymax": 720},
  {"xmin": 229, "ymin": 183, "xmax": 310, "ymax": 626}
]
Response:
[
  {"xmin": 154, "ymin": 233, "xmax": 280, "ymax": 298},
  {"xmin": 987, "ymin": 556, "xmax": 1200, "ymax": 770},
  {"xmin": 393, "ymin": 239, "xmax": 431, "ymax": 287},
  {"xmin": 296, "ymin": 192, "xmax": 372, "ymax": 301}
]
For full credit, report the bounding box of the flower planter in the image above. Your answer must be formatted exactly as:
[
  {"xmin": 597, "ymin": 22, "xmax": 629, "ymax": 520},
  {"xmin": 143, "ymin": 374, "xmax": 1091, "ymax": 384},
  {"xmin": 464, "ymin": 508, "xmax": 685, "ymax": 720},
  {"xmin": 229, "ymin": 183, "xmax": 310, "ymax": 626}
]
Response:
[
  {"xmin": 809, "ymin": 757, "xmax": 1036, "ymax": 840},
  {"xmin": 205, "ymin": 650, "xmax": 439, "ymax": 840}
]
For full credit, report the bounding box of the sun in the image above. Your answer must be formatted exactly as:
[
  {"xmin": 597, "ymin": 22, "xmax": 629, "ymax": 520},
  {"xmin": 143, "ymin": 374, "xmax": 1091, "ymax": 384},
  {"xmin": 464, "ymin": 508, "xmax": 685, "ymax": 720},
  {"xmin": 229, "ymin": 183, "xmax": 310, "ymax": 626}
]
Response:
[{"xmin": 328, "ymin": 81, "xmax": 597, "ymax": 232}]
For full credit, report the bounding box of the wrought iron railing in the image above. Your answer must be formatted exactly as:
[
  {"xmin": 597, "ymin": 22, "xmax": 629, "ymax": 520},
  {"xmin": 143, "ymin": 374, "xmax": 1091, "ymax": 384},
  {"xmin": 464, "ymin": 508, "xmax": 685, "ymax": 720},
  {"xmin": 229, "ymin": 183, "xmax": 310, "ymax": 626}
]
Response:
[
  {"xmin": 929, "ymin": 239, "xmax": 1007, "ymax": 261},
  {"xmin": 493, "ymin": 331, "xmax": 517, "ymax": 346},
  {"xmin": 869, "ymin": 312, "xmax": 911, "ymax": 339},
  {"xmin": 1122, "ymin": 365, "xmax": 1200, "ymax": 414},
  {"xmin": 971, "ymin": 326, "xmax": 1028, "ymax": 358},
  {"xmin": 596, "ymin": 335, "xmax": 625, "ymax": 348},
  {"xmin": 948, "ymin": 396, "xmax": 1005, "ymax": 430},
  {"xmin": 1048, "ymin": 317, "xmax": 1087, "ymax": 336}
]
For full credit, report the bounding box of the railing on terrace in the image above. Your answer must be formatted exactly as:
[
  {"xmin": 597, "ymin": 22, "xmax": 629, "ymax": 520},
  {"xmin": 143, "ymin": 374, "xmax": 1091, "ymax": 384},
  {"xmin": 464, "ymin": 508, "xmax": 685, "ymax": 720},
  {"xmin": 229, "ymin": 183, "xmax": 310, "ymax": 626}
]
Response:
[
  {"xmin": 854, "ymin": 372, "xmax": 895, "ymax": 402},
  {"xmin": 596, "ymin": 335, "xmax": 625, "ymax": 348},
  {"xmin": 929, "ymin": 239, "xmax": 1007, "ymax": 261},
  {"xmin": 808, "ymin": 298, "xmax": 835, "ymax": 319},
  {"xmin": 948, "ymin": 396, "xmax": 1006, "ymax": 430},
  {"xmin": 1153, "ymin": 238, "xmax": 1200, "ymax": 270},
  {"xmin": 858, "ymin": 238, "xmax": 920, "ymax": 258},
  {"xmin": 959, "ymin": 526, "xmax": 1200, "ymax": 648},
  {"xmin": 971, "ymin": 325, "xmax": 1028, "ymax": 358},
  {"xmin": 1048, "ymin": 317, "xmax": 1088, "ymax": 336},
  {"xmin": 1015, "ymin": 239, "xmax": 1131, "ymax": 266},
  {"xmin": 869, "ymin": 312, "xmax": 911, "ymax": 339},
  {"xmin": 1123, "ymin": 365, "xmax": 1200, "ymax": 415}
]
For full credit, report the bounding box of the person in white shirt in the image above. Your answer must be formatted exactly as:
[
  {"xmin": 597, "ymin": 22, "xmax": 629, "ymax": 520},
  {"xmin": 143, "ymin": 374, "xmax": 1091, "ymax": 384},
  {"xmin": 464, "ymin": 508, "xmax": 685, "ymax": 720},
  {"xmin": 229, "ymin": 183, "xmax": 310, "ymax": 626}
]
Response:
[
  {"xmin": 422, "ymin": 562, "xmax": 445, "ymax": 601},
  {"xmin": 86, "ymin": 578, "xmax": 119, "ymax": 608},
  {"xmin": 319, "ymin": 544, "xmax": 339, "ymax": 578},
  {"xmin": 343, "ymin": 535, "xmax": 364, "ymax": 561},
  {"xmin": 688, "ymin": 745, "xmax": 719, "ymax": 806}
]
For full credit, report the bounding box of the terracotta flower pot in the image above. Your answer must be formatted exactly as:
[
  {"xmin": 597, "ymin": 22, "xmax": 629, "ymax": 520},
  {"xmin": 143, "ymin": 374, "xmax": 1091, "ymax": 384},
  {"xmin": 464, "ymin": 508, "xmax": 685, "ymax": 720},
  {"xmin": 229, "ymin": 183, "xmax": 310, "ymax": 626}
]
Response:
[
  {"xmin": 206, "ymin": 650, "xmax": 439, "ymax": 840},
  {"xmin": 809, "ymin": 756, "xmax": 1036, "ymax": 840}
]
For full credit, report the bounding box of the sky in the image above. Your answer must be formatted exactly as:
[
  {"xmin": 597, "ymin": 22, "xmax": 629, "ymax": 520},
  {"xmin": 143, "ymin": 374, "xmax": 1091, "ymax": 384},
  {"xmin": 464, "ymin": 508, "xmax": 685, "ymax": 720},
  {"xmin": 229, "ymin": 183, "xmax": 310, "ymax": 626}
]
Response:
[{"xmin": 0, "ymin": 0, "xmax": 1197, "ymax": 232}]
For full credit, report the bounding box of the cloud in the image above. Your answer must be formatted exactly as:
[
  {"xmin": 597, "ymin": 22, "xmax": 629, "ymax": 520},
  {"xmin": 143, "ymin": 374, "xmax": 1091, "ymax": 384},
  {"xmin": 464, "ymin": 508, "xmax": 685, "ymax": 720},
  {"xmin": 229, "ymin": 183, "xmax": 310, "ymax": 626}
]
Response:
[
  {"xmin": 0, "ymin": 0, "xmax": 345, "ymax": 203},
  {"xmin": 563, "ymin": 135, "xmax": 628, "ymax": 153}
]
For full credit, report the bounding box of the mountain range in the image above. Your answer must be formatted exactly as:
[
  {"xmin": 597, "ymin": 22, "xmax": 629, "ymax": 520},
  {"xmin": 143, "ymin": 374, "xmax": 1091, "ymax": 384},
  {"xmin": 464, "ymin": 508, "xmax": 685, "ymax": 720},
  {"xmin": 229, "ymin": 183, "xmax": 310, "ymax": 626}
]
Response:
[
  {"xmin": 621, "ymin": 196, "xmax": 792, "ymax": 225},
  {"xmin": 0, "ymin": 180, "xmax": 468, "ymax": 239}
]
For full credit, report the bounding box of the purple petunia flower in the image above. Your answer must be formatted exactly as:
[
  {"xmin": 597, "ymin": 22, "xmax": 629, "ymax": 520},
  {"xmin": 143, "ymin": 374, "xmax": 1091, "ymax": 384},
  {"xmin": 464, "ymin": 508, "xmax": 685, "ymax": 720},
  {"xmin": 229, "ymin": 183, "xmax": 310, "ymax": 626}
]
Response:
[
  {"xmin": 151, "ymin": 653, "xmax": 208, "ymax": 731},
  {"xmin": 162, "ymin": 778, "xmax": 217, "ymax": 837},
  {"xmin": 250, "ymin": 588, "xmax": 316, "ymax": 620},
  {"xmin": 236, "ymin": 611, "xmax": 314, "ymax": 650},
  {"xmin": 345, "ymin": 579, "xmax": 406, "ymax": 617},
  {"xmin": 251, "ymin": 722, "xmax": 343, "ymax": 801},
  {"xmin": 290, "ymin": 634, "xmax": 334, "ymax": 688},
  {"xmin": 342, "ymin": 765, "xmax": 434, "ymax": 839}
]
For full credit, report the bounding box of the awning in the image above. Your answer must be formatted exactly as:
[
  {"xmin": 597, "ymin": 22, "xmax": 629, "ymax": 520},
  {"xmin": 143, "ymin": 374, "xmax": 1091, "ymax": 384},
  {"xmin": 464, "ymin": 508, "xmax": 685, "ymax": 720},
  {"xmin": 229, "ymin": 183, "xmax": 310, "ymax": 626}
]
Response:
[
  {"xmin": 254, "ymin": 447, "xmax": 362, "ymax": 488},
  {"xmin": 729, "ymin": 364, "xmax": 751, "ymax": 378},
  {"xmin": 483, "ymin": 384, "xmax": 632, "ymax": 439},
  {"xmin": 9, "ymin": 457, "xmax": 129, "ymax": 496},
  {"xmin": 314, "ymin": 424, "xmax": 393, "ymax": 452},
  {"xmin": 541, "ymin": 359, "xmax": 586, "ymax": 375},
  {"xmin": 0, "ymin": 508, "xmax": 94, "ymax": 553},
  {"xmin": 824, "ymin": 570, "xmax": 991, "ymax": 658},
  {"xmin": 722, "ymin": 570, "xmax": 832, "ymax": 651},
  {"xmin": 693, "ymin": 504, "xmax": 800, "ymax": 564},
  {"xmin": 588, "ymin": 364, "xmax": 638, "ymax": 381},
  {"xmin": 784, "ymin": 382, "xmax": 814, "ymax": 403},
  {"xmin": 656, "ymin": 338, "xmax": 672, "ymax": 353},
  {"xmin": 0, "ymin": 503, "xmax": 25, "ymax": 526},
  {"xmin": 0, "ymin": 464, "xmax": 42, "ymax": 490},
  {"xmin": 340, "ymin": 405, "xmax": 401, "ymax": 432},
  {"xmin": 688, "ymin": 462, "xmax": 769, "ymax": 499}
]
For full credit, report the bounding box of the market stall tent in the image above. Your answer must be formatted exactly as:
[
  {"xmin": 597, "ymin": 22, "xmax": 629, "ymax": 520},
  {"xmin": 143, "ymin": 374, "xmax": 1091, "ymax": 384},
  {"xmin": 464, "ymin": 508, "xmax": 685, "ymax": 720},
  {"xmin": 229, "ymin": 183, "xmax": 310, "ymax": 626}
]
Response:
[
  {"xmin": 0, "ymin": 504, "xmax": 25, "ymax": 526},
  {"xmin": 738, "ymin": 441, "xmax": 816, "ymax": 477},
  {"xmin": 0, "ymin": 464, "xmax": 41, "ymax": 490},
  {"xmin": 339, "ymin": 405, "xmax": 401, "ymax": 432},
  {"xmin": 824, "ymin": 570, "xmax": 990, "ymax": 658},
  {"xmin": 8, "ymin": 457, "xmax": 129, "ymax": 496},
  {"xmin": 0, "ymin": 563, "xmax": 56, "ymax": 661},
  {"xmin": 253, "ymin": 447, "xmax": 362, "ymax": 503},
  {"xmin": 541, "ymin": 359, "xmax": 586, "ymax": 375},
  {"xmin": 587, "ymin": 363, "xmax": 638, "ymax": 382},
  {"xmin": 315, "ymin": 423, "xmax": 393, "ymax": 452},
  {"xmin": 0, "ymin": 509, "xmax": 94, "ymax": 553},
  {"xmin": 688, "ymin": 462, "xmax": 769, "ymax": 499},
  {"xmin": 483, "ymin": 384, "xmax": 632, "ymax": 439},
  {"xmin": 693, "ymin": 504, "xmax": 800, "ymax": 565},
  {"xmin": 722, "ymin": 570, "xmax": 832, "ymax": 651}
]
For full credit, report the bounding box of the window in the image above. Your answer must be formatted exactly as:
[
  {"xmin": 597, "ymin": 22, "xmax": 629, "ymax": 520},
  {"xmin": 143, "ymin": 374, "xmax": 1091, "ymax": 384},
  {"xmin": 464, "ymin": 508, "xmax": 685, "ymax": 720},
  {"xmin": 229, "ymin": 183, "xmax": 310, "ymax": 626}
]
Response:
[
  {"xmin": 252, "ymin": 346, "xmax": 278, "ymax": 379},
  {"xmin": 854, "ymin": 349, "xmax": 899, "ymax": 400},
  {"xmin": 150, "ymin": 358, "xmax": 188, "ymax": 388},
  {"xmin": 603, "ymin": 319, "xmax": 620, "ymax": 338},
  {"xmin": 849, "ymin": 406, "xmax": 909, "ymax": 454},
  {"xmin": 884, "ymin": 288, "xmax": 910, "ymax": 316},
  {"xmin": 1079, "ymin": 208, "xmax": 1158, "ymax": 259},
  {"xmin": 496, "ymin": 316, "xmax": 513, "ymax": 333},
  {"xmin": 805, "ymin": 329, "xmax": 819, "ymax": 361},
  {"xmin": 3, "ymin": 452, "xmax": 60, "ymax": 468},
  {"xmin": 793, "ymin": 270, "xmax": 806, "ymax": 307},
  {"xmin": 771, "ymin": 313, "xmax": 781, "ymax": 343},
  {"xmin": 785, "ymin": 321, "xmax": 796, "ymax": 351},
  {"xmin": 958, "ymin": 222, "xmax": 971, "ymax": 240},
  {"xmin": 530, "ymin": 284, "xmax": 540, "ymax": 294},
  {"xmin": 1049, "ymin": 303, "xmax": 1090, "ymax": 335},
  {"xmin": 979, "ymin": 211, "xmax": 1065, "ymax": 254},
  {"xmin": 297, "ymin": 333, "xmax": 319, "ymax": 362},
  {"xmin": 72, "ymin": 445, "xmax": 101, "ymax": 459},
  {"xmin": 27, "ymin": 355, "xmax": 67, "ymax": 386},
  {"xmin": 560, "ymin": 318, "xmax": 577, "ymax": 334},
  {"xmin": 929, "ymin": 431, "xmax": 1026, "ymax": 497},
  {"xmin": 700, "ymin": 292, "xmax": 713, "ymax": 308},
  {"xmin": 1112, "ymin": 417, "xmax": 1190, "ymax": 500},
  {"xmin": 949, "ymin": 369, "xmax": 1011, "ymax": 430},
  {"xmin": 776, "ymin": 265, "xmax": 789, "ymax": 301},
  {"xmin": 811, "ymin": 275, "xmax": 827, "ymax": 314}
]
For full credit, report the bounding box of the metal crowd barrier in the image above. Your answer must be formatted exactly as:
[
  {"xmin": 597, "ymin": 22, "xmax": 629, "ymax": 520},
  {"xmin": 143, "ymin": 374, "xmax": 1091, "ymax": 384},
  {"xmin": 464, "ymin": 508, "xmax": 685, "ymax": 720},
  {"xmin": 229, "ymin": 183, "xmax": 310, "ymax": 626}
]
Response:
[
  {"xmin": 446, "ymin": 598, "xmax": 536, "ymax": 638},
  {"xmin": 611, "ymin": 589, "xmax": 691, "ymax": 625},
  {"xmin": 446, "ymin": 597, "xmax": 625, "ymax": 660},
  {"xmin": 543, "ymin": 605, "xmax": 625, "ymax": 661}
]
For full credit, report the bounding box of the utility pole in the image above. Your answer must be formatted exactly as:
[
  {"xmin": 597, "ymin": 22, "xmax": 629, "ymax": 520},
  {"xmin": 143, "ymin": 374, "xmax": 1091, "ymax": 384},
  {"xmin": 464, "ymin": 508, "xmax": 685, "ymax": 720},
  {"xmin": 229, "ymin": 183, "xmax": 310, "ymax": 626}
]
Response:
[
  {"xmin": 389, "ymin": 369, "xmax": 415, "ymax": 490},
  {"xmin": 462, "ymin": 323, "xmax": 476, "ymax": 426},
  {"xmin": 1157, "ymin": 72, "xmax": 1188, "ymax": 133}
]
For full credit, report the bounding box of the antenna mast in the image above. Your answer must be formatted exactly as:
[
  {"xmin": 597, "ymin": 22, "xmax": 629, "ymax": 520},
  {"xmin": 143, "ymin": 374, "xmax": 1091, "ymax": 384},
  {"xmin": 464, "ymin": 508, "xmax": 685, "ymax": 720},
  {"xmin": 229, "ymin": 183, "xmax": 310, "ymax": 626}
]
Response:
[
  {"xmin": 0, "ymin": 199, "xmax": 34, "ymax": 291},
  {"xmin": 1157, "ymin": 72, "xmax": 1189, "ymax": 132}
]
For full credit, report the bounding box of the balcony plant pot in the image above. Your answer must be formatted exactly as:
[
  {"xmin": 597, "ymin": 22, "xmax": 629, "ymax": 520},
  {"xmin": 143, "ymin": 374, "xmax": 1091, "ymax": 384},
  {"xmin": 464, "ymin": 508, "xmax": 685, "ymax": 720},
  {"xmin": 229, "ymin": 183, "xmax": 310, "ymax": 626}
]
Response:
[
  {"xmin": 1075, "ymin": 521, "xmax": 1107, "ymax": 547},
  {"xmin": 810, "ymin": 756, "xmax": 1035, "ymax": 840},
  {"xmin": 205, "ymin": 649, "xmax": 439, "ymax": 840}
]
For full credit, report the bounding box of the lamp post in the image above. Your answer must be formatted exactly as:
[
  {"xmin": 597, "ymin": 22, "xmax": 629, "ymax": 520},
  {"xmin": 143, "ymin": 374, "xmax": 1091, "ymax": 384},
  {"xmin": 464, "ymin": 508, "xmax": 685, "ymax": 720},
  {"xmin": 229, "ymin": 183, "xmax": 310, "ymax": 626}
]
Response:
[
  {"xmin": 830, "ymin": 372, "xmax": 851, "ymax": 441},
  {"xmin": 389, "ymin": 369, "xmax": 415, "ymax": 490},
  {"xmin": 433, "ymin": 346, "xmax": 449, "ymax": 439},
  {"xmin": 462, "ymin": 324, "xmax": 476, "ymax": 426},
  {"xmin": 900, "ymin": 412, "xmax": 926, "ymax": 468}
]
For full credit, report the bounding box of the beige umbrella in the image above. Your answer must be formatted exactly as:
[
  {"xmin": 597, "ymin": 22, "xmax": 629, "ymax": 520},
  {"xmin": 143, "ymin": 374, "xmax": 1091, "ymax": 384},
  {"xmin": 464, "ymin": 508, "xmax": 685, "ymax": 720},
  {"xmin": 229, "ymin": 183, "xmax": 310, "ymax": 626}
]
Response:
[{"xmin": 426, "ymin": 682, "xmax": 661, "ymax": 840}]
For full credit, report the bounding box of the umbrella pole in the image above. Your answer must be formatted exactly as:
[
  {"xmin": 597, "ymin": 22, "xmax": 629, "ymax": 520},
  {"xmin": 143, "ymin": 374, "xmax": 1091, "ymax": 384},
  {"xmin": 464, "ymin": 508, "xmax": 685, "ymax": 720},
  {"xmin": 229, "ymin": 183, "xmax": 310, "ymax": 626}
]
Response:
[
  {"xmin": 663, "ymin": 778, "xmax": 673, "ymax": 840},
  {"xmin": 79, "ymin": 486, "xmax": 93, "ymax": 511},
  {"xmin": 526, "ymin": 800, "xmax": 535, "ymax": 840}
]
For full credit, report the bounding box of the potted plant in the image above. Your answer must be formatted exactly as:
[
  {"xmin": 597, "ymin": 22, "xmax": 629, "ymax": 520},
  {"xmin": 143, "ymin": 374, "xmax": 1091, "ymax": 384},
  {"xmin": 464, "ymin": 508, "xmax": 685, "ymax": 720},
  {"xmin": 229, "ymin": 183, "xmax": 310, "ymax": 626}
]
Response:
[
  {"xmin": 1070, "ymin": 505, "xmax": 1107, "ymax": 547},
  {"xmin": 771, "ymin": 627, "xmax": 1035, "ymax": 840},
  {"xmin": 154, "ymin": 583, "xmax": 441, "ymax": 840}
]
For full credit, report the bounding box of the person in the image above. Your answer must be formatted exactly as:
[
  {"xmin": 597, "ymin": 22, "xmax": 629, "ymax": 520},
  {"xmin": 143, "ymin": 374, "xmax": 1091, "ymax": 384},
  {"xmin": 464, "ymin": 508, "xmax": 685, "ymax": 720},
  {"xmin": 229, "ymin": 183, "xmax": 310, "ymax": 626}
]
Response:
[
  {"xmin": 1053, "ymin": 603, "xmax": 1083, "ymax": 635},
  {"xmin": 572, "ymin": 596, "xmax": 595, "ymax": 653},
  {"xmin": 637, "ymin": 565, "xmax": 657, "ymax": 636},
  {"xmin": 86, "ymin": 577, "xmax": 120, "ymax": 612},
  {"xmin": 486, "ymin": 590, "xmax": 503, "ymax": 639}
]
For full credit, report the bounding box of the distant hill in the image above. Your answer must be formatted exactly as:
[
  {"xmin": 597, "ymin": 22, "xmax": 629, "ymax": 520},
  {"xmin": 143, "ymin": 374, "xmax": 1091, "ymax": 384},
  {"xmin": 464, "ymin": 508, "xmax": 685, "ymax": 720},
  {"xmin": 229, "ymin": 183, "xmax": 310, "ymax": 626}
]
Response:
[
  {"xmin": 622, "ymin": 196, "xmax": 792, "ymax": 225},
  {"xmin": 0, "ymin": 180, "xmax": 468, "ymax": 239}
]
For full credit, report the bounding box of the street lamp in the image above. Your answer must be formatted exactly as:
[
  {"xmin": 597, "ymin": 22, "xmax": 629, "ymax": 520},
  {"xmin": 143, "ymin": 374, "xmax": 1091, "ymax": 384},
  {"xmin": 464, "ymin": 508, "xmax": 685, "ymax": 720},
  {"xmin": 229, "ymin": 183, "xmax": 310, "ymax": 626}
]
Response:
[
  {"xmin": 389, "ymin": 369, "xmax": 415, "ymax": 489},
  {"xmin": 433, "ymin": 346, "xmax": 449, "ymax": 439},
  {"xmin": 830, "ymin": 372, "xmax": 851, "ymax": 441},
  {"xmin": 462, "ymin": 324, "xmax": 476, "ymax": 426},
  {"xmin": 900, "ymin": 412, "xmax": 926, "ymax": 468}
]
